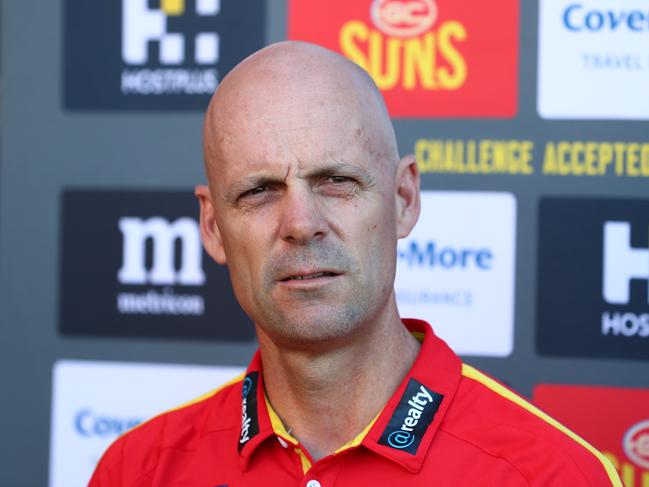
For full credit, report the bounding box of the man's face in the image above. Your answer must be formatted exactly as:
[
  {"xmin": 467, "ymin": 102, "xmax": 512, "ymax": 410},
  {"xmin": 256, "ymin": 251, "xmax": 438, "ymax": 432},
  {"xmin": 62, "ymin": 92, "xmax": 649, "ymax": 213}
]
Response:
[
  {"xmin": 211, "ymin": 128, "xmax": 396, "ymax": 344},
  {"xmin": 199, "ymin": 64, "xmax": 414, "ymax": 347}
]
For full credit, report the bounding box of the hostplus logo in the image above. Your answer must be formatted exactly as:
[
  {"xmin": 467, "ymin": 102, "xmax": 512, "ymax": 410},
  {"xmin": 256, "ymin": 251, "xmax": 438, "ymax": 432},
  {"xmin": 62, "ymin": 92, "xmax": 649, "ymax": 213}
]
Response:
[
  {"xmin": 121, "ymin": 0, "xmax": 220, "ymax": 95},
  {"xmin": 601, "ymin": 221, "xmax": 649, "ymax": 338},
  {"xmin": 116, "ymin": 216, "xmax": 206, "ymax": 316},
  {"xmin": 379, "ymin": 379, "xmax": 443, "ymax": 454},
  {"xmin": 536, "ymin": 198, "xmax": 649, "ymax": 360},
  {"xmin": 65, "ymin": 0, "xmax": 265, "ymax": 109}
]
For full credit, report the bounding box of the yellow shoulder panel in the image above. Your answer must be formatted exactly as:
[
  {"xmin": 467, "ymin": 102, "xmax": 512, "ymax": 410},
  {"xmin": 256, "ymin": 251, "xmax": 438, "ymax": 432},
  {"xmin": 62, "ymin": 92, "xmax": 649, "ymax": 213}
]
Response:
[
  {"xmin": 122, "ymin": 371, "xmax": 246, "ymax": 437},
  {"xmin": 461, "ymin": 364, "xmax": 622, "ymax": 486}
]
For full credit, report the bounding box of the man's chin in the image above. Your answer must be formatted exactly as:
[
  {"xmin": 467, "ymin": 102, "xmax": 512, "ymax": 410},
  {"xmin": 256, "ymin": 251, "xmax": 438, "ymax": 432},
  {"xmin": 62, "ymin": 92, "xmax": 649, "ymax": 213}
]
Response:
[{"xmin": 258, "ymin": 305, "xmax": 366, "ymax": 348}]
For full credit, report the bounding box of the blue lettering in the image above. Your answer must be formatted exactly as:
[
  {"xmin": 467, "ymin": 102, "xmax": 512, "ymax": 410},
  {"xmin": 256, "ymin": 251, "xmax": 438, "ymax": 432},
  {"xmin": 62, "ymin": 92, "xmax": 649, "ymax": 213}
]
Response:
[
  {"xmin": 74, "ymin": 409, "xmax": 141, "ymax": 437},
  {"xmin": 398, "ymin": 241, "xmax": 493, "ymax": 270},
  {"xmin": 563, "ymin": 4, "xmax": 649, "ymax": 32},
  {"xmin": 628, "ymin": 11, "xmax": 646, "ymax": 31},
  {"xmin": 563, "ymin": 4, "xmax": 582, "ymax": 31},
  {"xmin": 607, "ymin": 10, "xmax": 623, "ymax": 30},
  {"xmin": 475, "ymin": 249, "xmax": 493, "ymax": 270},
  {"xmin": 585, "ymin": 11, "xmax": 604, "ymax": 30}
]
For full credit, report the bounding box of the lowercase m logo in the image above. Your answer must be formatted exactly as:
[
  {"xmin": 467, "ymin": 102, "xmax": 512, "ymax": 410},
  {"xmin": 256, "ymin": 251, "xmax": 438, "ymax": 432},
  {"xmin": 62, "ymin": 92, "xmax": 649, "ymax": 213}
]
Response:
[
  {"xmin": 117, "ymin": 216, "xmax": 205, "ymax": 286},
  {"xmin": 59, "ymin": 190, "xmax": 255, "ymax": 340}
]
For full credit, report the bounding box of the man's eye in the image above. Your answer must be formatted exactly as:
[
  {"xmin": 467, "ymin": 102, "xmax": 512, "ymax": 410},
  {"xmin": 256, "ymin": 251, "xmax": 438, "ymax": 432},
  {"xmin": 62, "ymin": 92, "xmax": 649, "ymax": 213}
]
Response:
[
  {"xmin": 240, "ymin": 185, "xmax": 267, "ymax": 199},
  {"xmin": 328, "ymin": 176, "xmax": 352, "ymax": 184}
]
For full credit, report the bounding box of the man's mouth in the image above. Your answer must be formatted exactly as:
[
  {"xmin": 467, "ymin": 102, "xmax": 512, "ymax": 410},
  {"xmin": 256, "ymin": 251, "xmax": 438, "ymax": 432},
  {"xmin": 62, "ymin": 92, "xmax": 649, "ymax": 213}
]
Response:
[{"xmin": 281, "ymin": 271, "xmax": 338, "ymax": 281}]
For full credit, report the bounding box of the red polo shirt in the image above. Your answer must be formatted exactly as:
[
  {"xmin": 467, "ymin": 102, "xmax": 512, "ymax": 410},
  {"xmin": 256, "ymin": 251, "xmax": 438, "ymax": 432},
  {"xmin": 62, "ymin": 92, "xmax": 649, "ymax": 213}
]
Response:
[{"xmin": 88, "ymin": 319, "xmax": 621, "ymax": 486}]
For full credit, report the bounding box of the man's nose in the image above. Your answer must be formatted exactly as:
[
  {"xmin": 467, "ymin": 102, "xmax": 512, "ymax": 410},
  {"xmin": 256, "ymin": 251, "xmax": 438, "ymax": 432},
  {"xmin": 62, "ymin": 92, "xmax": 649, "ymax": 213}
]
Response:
[{"xmin": 278, "ymin": 187, "xmax": 329, "ymax": 244}]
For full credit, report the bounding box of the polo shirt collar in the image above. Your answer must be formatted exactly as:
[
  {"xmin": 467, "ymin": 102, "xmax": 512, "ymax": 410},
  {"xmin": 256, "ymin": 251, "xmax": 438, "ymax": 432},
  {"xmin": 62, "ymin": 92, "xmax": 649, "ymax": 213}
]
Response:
[
  {"xmin": 237, "ymin": 351, "xmax": 276, "ymax": 470},
  {"xmin": 361, "ymin": 319, "xmax": 462, "ymax": 472},
  {"xmin": 236, "ymin": 319, "xmax": 462, "ymax": 473}
]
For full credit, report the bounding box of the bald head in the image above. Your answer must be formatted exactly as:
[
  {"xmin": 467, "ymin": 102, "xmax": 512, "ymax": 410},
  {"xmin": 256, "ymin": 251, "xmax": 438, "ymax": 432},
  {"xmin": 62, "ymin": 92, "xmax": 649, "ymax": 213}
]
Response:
[
  {"xmin": 202, "ymin": 41, "xmax": 399, "ymax": 187},
  {"xmin": 195, "ymin": 42, "xmax": 421, "ymax": 346}
]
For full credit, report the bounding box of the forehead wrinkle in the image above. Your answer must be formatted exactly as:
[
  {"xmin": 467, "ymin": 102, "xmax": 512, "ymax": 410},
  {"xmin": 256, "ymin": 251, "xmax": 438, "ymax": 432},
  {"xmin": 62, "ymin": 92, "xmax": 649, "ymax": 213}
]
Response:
[{"xmin": 203, "ymin": 42, "xmax": 399, "ymax": 190}]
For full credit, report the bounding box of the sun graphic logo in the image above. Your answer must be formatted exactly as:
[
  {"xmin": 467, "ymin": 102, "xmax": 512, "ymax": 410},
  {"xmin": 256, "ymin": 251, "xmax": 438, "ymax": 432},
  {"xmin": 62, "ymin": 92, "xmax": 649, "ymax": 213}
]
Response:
[
  {"xmin": 624, "ymin": 420, "xmax": 649, "ymax": 470},
  {"xmin": 289, "ymin": 0, "xmax": 519, "ymax": 117},
  {"xmin": 370, "ymin": 0, "xmax": 437, "ymax": 38}
]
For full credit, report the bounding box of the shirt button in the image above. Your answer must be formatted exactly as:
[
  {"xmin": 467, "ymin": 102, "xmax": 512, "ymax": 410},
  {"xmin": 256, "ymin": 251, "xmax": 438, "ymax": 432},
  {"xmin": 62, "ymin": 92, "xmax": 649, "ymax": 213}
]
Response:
[{"xmin": 306, "ymin": 480, "xmax": 321, "ymax": 487}]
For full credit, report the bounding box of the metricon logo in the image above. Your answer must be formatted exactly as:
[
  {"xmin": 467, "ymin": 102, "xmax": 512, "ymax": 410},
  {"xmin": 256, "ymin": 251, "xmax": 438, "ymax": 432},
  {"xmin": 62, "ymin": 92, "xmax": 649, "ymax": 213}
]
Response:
[
  {"xmin": 116, "ymin": 216, "xmax": 206, "ymax": 317},
  {"xmin": 59, "ymin": 190, "xmax": 253, "ymax": 341},
  {"xmin": 117, "ymin": 217, "xmax": 205, "ymax": 286}
]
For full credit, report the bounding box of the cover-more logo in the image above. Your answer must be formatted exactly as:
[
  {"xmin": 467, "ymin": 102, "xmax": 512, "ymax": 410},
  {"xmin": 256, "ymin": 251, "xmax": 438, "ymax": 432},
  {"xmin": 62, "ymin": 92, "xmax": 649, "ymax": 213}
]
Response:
[
  {"xmin": 394, "ymin": 191, "xmax": 516, "ymax": 357},
  {"xmin": 538, "ymin": 0, "xmax": 649, "ymax": 119},
  {"xmin": 49, "ymin": 360, "xmax": 244, "ymax": 487},
  {"xmin": 537, "ymin": 198, "xmax": 649, "ymax": 360},
  {"xmin": 288, "ymin": 0, "xmax": 519, "ymax": 117}
]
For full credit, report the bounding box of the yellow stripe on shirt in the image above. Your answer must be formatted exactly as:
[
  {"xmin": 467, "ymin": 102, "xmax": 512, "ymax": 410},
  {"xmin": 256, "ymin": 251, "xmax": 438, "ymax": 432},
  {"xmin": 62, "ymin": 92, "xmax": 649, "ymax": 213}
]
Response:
[{"xmin": 461, "ymin": 364, "xmax": 622, "ymax": 487}]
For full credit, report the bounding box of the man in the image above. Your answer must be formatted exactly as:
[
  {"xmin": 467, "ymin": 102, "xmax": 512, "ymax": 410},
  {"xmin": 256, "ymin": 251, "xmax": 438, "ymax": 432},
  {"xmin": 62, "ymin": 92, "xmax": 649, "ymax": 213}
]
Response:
[{"xmin": 89, "ymin": 42, "xmax": 621, "ymax": 486}]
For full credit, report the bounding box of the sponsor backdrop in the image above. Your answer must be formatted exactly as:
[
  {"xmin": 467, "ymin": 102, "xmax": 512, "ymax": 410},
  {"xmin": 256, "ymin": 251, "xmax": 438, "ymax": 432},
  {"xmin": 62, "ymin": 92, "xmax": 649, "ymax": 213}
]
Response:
[{"xmin": 0, "ymin": 0, "xmax": 647, "ymax": 485}]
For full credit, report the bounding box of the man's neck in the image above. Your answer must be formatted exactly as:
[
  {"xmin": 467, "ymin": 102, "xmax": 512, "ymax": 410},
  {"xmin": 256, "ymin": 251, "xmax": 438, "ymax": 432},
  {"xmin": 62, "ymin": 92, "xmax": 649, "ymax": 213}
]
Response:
[{"xmin": 256, "ymin": 301, "xmax": 420, "ymax": 461}]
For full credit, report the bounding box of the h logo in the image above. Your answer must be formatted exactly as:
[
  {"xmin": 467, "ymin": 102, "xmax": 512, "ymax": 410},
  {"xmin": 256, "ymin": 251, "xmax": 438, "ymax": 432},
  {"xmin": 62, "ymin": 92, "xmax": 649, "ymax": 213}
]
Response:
[
  {"xmin": 603, "ymin": 221, "xmax": 649, "ymax": 305},
  {"xmin": 117, "ymin": 217, "xmax": 206, "ymax": 286},
  {"xmin": 122, "ymin": 0, "xmax": 220, "ymax": 65}
]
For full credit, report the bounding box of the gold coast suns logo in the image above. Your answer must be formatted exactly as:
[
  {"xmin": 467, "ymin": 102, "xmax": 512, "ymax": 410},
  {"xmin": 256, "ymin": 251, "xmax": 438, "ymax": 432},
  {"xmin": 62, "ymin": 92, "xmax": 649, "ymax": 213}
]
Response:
[
  {"xmin": 339, "ymin": 0, "xmax": 467, "ymax": 92},
  {"xmin": 370, "ymin": 0, "xmax": 437, "ymax": 38},
  {"xmin": 288, "ymin": 0, "xmax": 518, "ymax": 117},
  {"xmin": 624, "ymin": 420, "xmax": 649, "ymax": 470}
]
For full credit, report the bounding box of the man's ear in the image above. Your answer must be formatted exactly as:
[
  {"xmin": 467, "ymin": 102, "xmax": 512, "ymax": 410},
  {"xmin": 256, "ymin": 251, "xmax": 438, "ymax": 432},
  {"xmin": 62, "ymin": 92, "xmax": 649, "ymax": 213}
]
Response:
[
  {"xmin": 394, "ymin": 154, "xmax": 421, "ymax": 239},
  {"xmin": 195, "ymin": 184, "xmax": 227, "ymax": 264}
]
